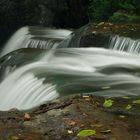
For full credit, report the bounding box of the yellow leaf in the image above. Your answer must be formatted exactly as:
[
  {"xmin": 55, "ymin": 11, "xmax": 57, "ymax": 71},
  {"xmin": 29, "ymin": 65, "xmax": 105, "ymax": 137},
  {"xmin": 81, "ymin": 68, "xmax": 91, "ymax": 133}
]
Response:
[
  {"xmin": 9, "ymin": 136, "xmax": 19, "ymax": 140},
  {"xmin": 122, "ymin": 96, "xmax": 131, "ymax": 99},
  {"xmin": 77, "ymin": 129, "xmax": 96, "ymax": 137},
  {"xmin": 125, "ymin": 104, "xmax": 132, "ymax": 110},
  {"xmin": 133, "ymin": 100, "xmax": 140, "ymax": 104}
]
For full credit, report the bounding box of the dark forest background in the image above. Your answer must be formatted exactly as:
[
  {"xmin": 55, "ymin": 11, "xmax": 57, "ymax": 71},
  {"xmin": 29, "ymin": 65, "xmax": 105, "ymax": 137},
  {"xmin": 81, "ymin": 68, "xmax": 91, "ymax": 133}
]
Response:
[
  {"xmin": 0, "ymin": 0, "xmax": 139, "ymax": 46},
  {"xmin": 89, "ymin": 0, "xmax": 140, "ymax": 23}
]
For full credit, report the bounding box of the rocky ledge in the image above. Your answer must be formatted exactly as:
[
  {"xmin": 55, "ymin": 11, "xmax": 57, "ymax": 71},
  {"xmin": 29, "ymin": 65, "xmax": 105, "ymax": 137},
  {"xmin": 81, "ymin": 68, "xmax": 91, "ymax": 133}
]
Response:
[{"xmin": 0, "ymin": 95, "xmax": 140, "ymax": 140}]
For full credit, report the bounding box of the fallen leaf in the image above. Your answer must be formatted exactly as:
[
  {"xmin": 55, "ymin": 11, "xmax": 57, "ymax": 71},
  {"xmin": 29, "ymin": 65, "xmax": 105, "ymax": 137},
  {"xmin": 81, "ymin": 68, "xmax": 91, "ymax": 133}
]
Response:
[
  {"xmin": 83, "ymin": 95, "xmax": 90, "ymax": 98},
  {"xmin": 122, "ymin": 96, "xmax": 131, "ymax": 99},
  {"xmin": 103, "ymin": 99, "xmax": 113, "ymax": 108},
  {"xmin": 9, "ymin": 136, "xmax": 19, "ymax": 140},
  {"xmin": 24, "ymin": 113, "xmax": 31, "ymax": 121},
  {"xmin": 77, "ymin": 129, "xmax": 96, "ymax": 137},
  {"xmin": 70, "ymin": 121, "xmax": 76, "ymax": 126},
  {"xmin": 103, "ymin": 27, "xmax": 107, "ymax": 29},
  {"xmin": 68, "ymin": 130, "xmax": 73, "ymax": 134},
  {"xmin": 98, "ymin": 22, "xmax": 105, "ymax": 26},
  {"xmin": 65, "ymin": 120, "xmax": 76, "ymax": 126},
  {"xmin": 133, "ymin": 100, "xmax": 140, "ymax": 104},
  {"xmin": 83, "ymin": 95, "xmax": 91, "ymax": 101},
  {"xmin": 119, "ymin": 115, "xmax": 125, "ymax": 119},
  {"xmin": 108, "ymin": 23, "xmax": 113, "ymax": 26},
  {"xmin": 125, "ymin": 104, "xmax": 132, "ymax": 110}
]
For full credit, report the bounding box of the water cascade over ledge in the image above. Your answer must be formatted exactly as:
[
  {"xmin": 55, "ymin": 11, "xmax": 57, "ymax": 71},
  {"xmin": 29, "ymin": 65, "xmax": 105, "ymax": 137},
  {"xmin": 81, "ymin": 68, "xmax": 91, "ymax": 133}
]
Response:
[
  {"xmin": 1, "ymin": 48, "xmax": 140, "ymax": 110},
  {"xmin": 0, "ymin": 24, "xmax": 140, "ymax": 111},
  {"xmin": 0, "ymin": 26, "xmax": 72, "ymax": 57},
  {"xmin": 109, "ymin": 35, "xmax": 140, "ymax": 53}
]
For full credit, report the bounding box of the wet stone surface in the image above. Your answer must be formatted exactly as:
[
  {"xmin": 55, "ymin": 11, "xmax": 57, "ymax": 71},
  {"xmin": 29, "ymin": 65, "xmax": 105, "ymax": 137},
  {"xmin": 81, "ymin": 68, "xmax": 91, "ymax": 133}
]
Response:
[{"xmin": 0, "ymin": 95, "xmax": 140, "ymax": 140}]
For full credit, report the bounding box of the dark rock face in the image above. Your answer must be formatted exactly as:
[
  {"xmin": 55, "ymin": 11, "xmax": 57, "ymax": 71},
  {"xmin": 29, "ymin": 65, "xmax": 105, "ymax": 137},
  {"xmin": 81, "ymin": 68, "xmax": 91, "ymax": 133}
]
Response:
[
  {"xmin": 60, "ymin": 22, "xmax": 140, "ymax": 48},
  {"xmin": 59, "ymin": 23, "xmax": 111, "ymax": 48},
  {"xmin": 79, "ymin": 33, "xmax": 110, "ymax": 48},
  {"xmin": 0, "ymin": 0, "xmax": 89, "ymax": 47}
]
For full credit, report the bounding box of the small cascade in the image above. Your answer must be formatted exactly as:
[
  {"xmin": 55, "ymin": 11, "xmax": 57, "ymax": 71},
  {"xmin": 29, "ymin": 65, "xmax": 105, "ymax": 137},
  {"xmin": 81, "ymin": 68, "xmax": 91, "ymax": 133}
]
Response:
[
  {"xmin": 25, "ymin": 38, "xmax": 60, "ymax": 49},
  {"xmin": 0, "ymin": 26, "xmax": 72, "ymax": 57},
  {"xmin": 1, "ymin": 48, "xmax": 140, "ymax": 110},
  {"xmin": 109, "ymin": 35, "xmax": 140, "ymax": 53}
]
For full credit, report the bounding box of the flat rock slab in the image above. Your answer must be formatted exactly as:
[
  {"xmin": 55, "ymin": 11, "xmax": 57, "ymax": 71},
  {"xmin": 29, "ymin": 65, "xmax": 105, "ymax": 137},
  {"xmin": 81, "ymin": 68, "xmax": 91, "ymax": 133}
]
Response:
[{"xmin": 0, "ymin": 95, "xmax": 140, "ymax": 140}]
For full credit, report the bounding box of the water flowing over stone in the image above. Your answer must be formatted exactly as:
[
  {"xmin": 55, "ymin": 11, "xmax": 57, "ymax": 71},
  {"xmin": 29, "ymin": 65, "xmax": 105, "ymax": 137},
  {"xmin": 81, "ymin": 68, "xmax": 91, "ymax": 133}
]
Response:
[
  {"xmin": 0, "ymin": 23, "xmax": 140, "ymax": 111},
  {"xmin": 1, "ymin": 48, "xmax": 140, "ymax": 110},
  {"xmin": 0, "ymin": 26, "xmax": 72, "ymax": 57},
  {"xmin": 109, "ymin": 35, "xmax": 140, "ymax": 53},
  {"xmin": 0, "ymin": 48, "xmax": 45, "ymax": 81},
  {"xmin": 59, "ymin": 23, "xmax": 140, "ymax": 53}
]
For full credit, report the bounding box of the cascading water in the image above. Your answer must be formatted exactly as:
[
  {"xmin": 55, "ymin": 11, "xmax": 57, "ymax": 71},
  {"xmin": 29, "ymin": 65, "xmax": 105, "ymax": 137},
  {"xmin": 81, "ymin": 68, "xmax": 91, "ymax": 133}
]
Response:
[
  {"xmin": 0, "ymin": 24, "xmax": 140, "ymax": 111},
  {"xmin": 58, "ymin": 23, "xmax": 140, "ymax": 54},
  {"xmin": 1, "ymin": 48, "xmax": 140, "ymax": 110},
  {"xmin": 109, "ymin": 35, "xmax": 140, "ymax": 53},
  {"xmin": 0, "ymin": 26, "xmax": 72, "ymax": 57}
]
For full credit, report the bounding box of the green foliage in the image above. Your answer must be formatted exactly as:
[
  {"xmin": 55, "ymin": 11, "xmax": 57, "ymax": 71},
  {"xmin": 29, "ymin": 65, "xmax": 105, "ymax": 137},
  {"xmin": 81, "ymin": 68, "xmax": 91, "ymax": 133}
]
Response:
[
  {"xmin": 109, "ymin": 12, "xmax": 140, "ymax": 23},
  {"xmin": 89, "ymin": 0, "xmax": 116, "ymax": 22},
  {"xmin": 89, "ymin": 0, "xmax": 140, "ymax": 23}
]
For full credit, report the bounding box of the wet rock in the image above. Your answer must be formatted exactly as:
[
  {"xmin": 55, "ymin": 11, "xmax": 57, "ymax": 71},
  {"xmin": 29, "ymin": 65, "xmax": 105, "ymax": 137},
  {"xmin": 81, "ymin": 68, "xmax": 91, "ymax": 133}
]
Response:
[{"xmin": 0, "ymin": 95, "xmax": 140, "ymax": 139}]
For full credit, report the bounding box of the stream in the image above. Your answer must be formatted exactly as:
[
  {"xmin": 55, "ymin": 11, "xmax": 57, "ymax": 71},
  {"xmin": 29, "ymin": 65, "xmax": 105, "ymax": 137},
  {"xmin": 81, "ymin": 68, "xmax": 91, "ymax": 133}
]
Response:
[{"xmin": 0, "ymin": 24, "xmax": 140, "ymax": 111}]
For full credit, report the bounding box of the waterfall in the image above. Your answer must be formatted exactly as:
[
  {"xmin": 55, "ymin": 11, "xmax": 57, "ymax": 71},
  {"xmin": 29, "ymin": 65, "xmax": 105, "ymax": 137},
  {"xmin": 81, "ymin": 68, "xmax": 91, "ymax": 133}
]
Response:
[
  {"xmin": 1, "ymin": 48, "xmax": 140, "ymax": 110},
  {"xmin": 0, "ymin": 24, "xmax": 140, "ymax": 111},
  {"xmin": 109, "ymin": 35, "xmax": 140, "ymax": 53},
  {"xmin": 0, "ymin": 26, "xmax": 72, "ymax": 57}
]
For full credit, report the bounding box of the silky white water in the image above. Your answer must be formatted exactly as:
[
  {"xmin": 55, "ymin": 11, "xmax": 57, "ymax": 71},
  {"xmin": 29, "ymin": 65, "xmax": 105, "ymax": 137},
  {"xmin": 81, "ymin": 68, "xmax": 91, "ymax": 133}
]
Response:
[
  {"xmin": 1, "ymin": 48, "xmax": 140, "ymax": 110},
  {"xmin": 0, "ymin": 26, "xmax": 72, "ymax": 57},
  {"xmin": 0, "ymin": 25, "xmax": 140, "ymax": 111},
  {"xmin": 109, "ymin": 35, "xmax": 140, "ymax": 53}
]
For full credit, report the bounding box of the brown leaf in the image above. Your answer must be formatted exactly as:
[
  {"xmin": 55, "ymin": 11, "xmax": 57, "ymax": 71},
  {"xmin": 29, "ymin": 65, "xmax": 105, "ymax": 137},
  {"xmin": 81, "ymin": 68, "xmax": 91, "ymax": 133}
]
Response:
[
  {"xmin": 24, "ymin": 113, "xmax": 31, "ymax": 121},
  {"xmin": 65, "ymin": 120, "xmax": 76, "ymax": 126}
]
